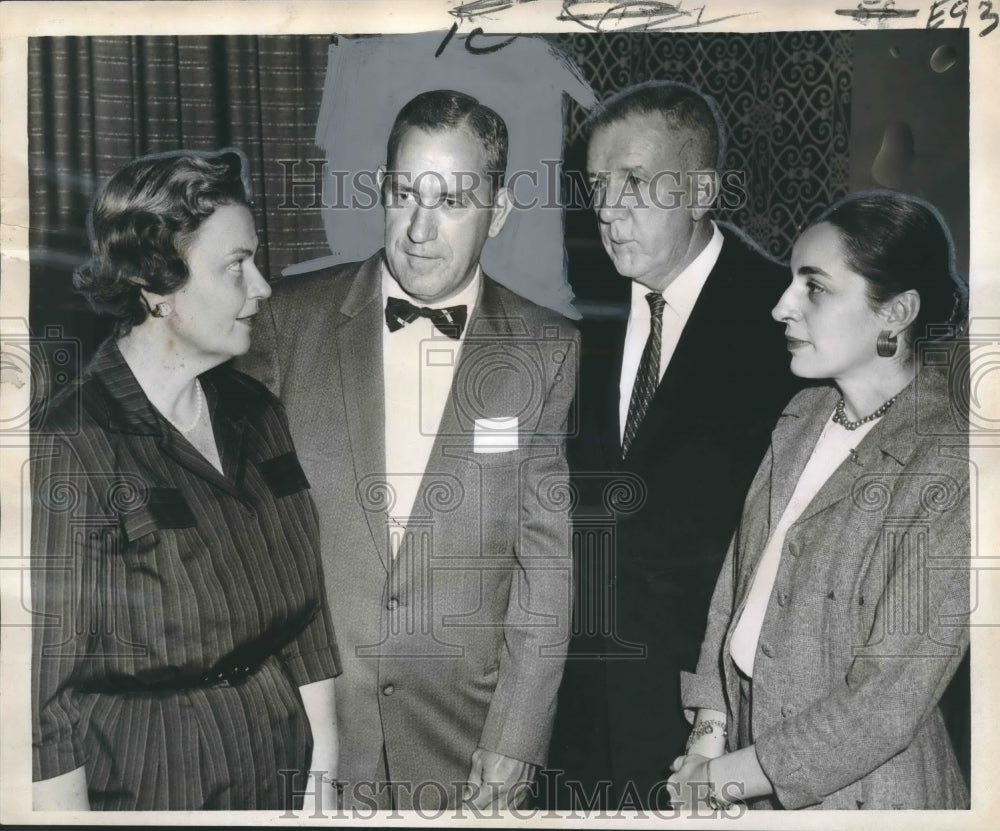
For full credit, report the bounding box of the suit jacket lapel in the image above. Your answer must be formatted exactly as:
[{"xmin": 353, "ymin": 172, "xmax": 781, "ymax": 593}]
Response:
[
  {"xmin": 765, "ymin": 386, "xmax": 838, "ymax": 536},
  {"xmin": 600, "ymin": 316, "xmax": 627, "ymax": 467},
  {"xmin": 406, "ymin": 277, "xmax": 510, "ymax": 528},
  {"xmin": 336, "ymin": 253, "xmax": 391, "ymax": 568},
  {"xmin": 728, "ymin": 386, "xmax": 837, "ymax": 607},
  {"xmin": 791, "ymin": 380, "xmax": 918, "ymax": 527},
  {"xmin": 766, "ymin": 381, "xmax": 919, "ymax": 534}
]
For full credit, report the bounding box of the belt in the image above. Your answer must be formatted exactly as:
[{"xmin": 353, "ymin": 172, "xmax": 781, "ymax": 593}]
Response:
[
  {"xmin": 77, "ymin": 603, "xmax": 320, "ymax": 695},
  {"xmin": 198, "ymin": 660, "xmax": 262, "ymax": 689},
  {"xmin": 77, "ymin": 655, "xmax": 266, "ymax": 694}
]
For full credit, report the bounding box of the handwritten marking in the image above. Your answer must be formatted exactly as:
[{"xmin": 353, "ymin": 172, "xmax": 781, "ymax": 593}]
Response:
[
  {"xmin": 435, "ymin": 22, "xmax": 459, "ymax": 57},
  {"xmin": 557, "ymin": 0, "xmax": 752, "ymax": 32},
  {"xmin": 980, "ymin": 0, "xmax": 999, "ymax": 34},
  {"xmin": 435, "ymin": 24, "xmax": 519, "ymax": 56},
  {"xmin": 444, "ymin": 0, "xmax": 750, "ymax": 35},
  {"xmin": 834, "ymin": 2, "xmax": 920, "ymax": 23},
  {"xmin": 449, "ymin": 0, "xmax": 539, "ymax": 19},
  {"xmin": 927, "ymin": 0, "xmax": 998, "ymax": 34},
  {"xmin": 950, "ymin": 0, "xmax": 968, "ymax": 27},
  {"xmin": 439, "ymin": 0, "xmax": 746, "ymax": 52},
  {"xmin": 466, "ymin": 29, "xmax": 520, "ymax": 52}
]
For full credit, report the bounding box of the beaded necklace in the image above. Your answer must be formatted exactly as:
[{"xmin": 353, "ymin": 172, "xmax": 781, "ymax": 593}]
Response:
[
  {"xmin": 167, "ymin": 381, "xmax": 204, "ymax": 434},
  {"xmin": 831, "ymin": 394, "xmax": 897, "ymax": 431}
]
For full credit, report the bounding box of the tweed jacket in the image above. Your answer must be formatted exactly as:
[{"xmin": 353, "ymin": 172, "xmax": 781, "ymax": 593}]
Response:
[
  {"xmin": 237, "ymin": 251, "xmax": 578, "ymax": 807},
  {"xmin": 681, "ymin": 364, "xmax": 970, "ymax": 809}
]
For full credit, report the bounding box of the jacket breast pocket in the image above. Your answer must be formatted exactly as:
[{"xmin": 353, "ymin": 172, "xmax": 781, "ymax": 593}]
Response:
[
  {"xmin": 121, "ymin": 487, "xmax": 198, "ymax": 555},
  {"xmin": 257, "ymin": 451, "xmax": 310, "ymax": 498}
]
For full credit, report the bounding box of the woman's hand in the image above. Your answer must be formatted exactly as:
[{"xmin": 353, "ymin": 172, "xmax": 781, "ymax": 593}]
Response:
[
  {"xmin": 666, "ymin": 753, "xmax": 716, "ymax": 810},
  {"xmin": 298, "ymin": 678, "xmax": 338, "ymax": 815},
  {"xmin": 668, "ymin": 745, "xmax": 773, "ymax": 811}
]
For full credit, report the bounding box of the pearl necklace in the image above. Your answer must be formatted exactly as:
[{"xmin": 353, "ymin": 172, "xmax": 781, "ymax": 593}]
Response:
[
  {"xmin": 168, "ymin": 381, "xmax": 204, "ymax": 433},
  {"xmin": 832, "ymin": 394, "xmax": 897, "ymax": 431}
]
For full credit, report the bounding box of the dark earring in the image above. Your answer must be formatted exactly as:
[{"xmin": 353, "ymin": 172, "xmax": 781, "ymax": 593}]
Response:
[{"xmin": 876, "ymin": 330, "xmax": 897, "ymax": 358}]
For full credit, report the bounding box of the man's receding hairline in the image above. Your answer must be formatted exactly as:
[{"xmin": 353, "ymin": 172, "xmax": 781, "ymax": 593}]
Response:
[{"xmin": 589, "ymin": 113, "xmax": 714, "ymax": 171}]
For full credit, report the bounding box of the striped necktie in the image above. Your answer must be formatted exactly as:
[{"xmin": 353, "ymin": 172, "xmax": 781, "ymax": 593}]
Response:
[{"xmin": 622, "ymin": 291, "xmax": 666, "ymax": 456}]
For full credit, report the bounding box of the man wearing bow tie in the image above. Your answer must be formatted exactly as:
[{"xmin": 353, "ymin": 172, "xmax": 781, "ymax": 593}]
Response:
[{"xmin": 239, "ymin": 90, "xmax": 577, "ymax": 811}]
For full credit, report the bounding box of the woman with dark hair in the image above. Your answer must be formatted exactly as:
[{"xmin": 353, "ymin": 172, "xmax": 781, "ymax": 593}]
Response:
[
  {"xmin": 668, "ymin": 191, "xmax": 969, "ymax": 809},
  {"xmin": 31, "ymin": 149, "xmax": 339, "ymax": 810}
]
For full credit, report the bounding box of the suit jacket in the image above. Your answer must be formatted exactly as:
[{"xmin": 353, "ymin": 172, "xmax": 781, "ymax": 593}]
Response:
[
  {"xmin": 237, "ymin": 251, "xmax": 578, "ymax": 807},
  {"xmin": 549, "ymin": 225, "xmax": 799, "ymax": 805},
  {"xmin": 681, "ymin": 364, "xmax": 970, "ymax": 809}
]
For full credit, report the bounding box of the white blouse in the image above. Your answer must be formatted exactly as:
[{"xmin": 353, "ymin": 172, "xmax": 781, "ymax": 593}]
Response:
[{"xmin": 729, "ymin": 410, "xmax": 880, "ymax": 677}]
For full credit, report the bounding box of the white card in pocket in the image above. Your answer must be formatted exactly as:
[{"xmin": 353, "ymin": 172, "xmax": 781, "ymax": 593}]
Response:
[{"xmin": 474, "ymin": 416, "xmax": 518, "ymax": 453}]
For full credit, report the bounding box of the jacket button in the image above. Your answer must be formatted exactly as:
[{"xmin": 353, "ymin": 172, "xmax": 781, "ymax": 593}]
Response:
[
  {"xmin": 777, "ymin": 592, "xmax": 789, "ymax": 607},
  {"xmin": 387, "ymin": 598, "xmax": 399, "ymax": 611},
  {"xmin": 787, "ymin": 542, "xmax": 798, "ymax": 558},
  {"xmin": 780, "ymin": 704, "xmax": 796, "ymax": 718},
  {"xmin": 382, "ymin": 684, "xmax": 395, "ymax": 696},
  {"xmin": 760, "ymin": 643, "xmax": 773, "ymax": 658}
]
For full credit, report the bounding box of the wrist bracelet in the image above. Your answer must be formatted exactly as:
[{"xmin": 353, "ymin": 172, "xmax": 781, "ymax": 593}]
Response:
[{"xmin": 685, "ymin": 718, "xmax": 727, "ymax": 752}]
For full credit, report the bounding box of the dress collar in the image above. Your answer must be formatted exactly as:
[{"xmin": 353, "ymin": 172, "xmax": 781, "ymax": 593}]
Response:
[{"xmin": 80, "ymin": 338, "xmax": 262, "ymax": 437}]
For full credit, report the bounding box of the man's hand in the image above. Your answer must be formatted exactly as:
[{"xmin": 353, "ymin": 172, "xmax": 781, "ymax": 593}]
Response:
[{"xmin": 464, "ymin": 747, "xmax": 537, "ymax": 809}]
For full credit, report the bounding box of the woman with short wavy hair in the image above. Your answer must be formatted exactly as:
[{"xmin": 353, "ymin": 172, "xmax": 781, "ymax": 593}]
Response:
[{"xmin": 32, "ymin": 149, "xmax": 340, "ymax": 810}]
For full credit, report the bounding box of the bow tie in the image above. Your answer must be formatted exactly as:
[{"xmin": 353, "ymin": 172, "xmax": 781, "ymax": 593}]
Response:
[{"xmin": 384, "ymin": 295, "xmax": 468, "ymax": 340}]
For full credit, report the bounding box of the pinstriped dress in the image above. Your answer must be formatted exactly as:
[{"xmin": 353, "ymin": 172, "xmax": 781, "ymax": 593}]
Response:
[{"xmin": 31, "ymin": 340, "xmax": 340, "ymax": 810}]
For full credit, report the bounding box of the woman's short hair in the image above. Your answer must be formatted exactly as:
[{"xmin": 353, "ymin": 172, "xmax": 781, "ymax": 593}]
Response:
[
  {"xmin": 74, "ymin": 148, "xmax": 253, "ymax": 334},
  {"xmin": 817, "ymin": 190, "xmax": 967, "ymax": 344}
]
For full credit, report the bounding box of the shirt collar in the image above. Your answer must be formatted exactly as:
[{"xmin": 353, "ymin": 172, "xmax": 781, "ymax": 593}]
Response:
[
  {"xmin": 381, "ymin": 259, "xmax": 482, "ymax": 314},
  {"xmin": 632, "ymin": 220, "xmax": 723, "ymax": 318}
]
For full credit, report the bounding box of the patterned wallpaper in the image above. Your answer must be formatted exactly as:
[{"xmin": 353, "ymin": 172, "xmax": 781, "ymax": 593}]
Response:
[{"xmin": 547, "ymin": 32, "xmax": 853, "ymax": 262}]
